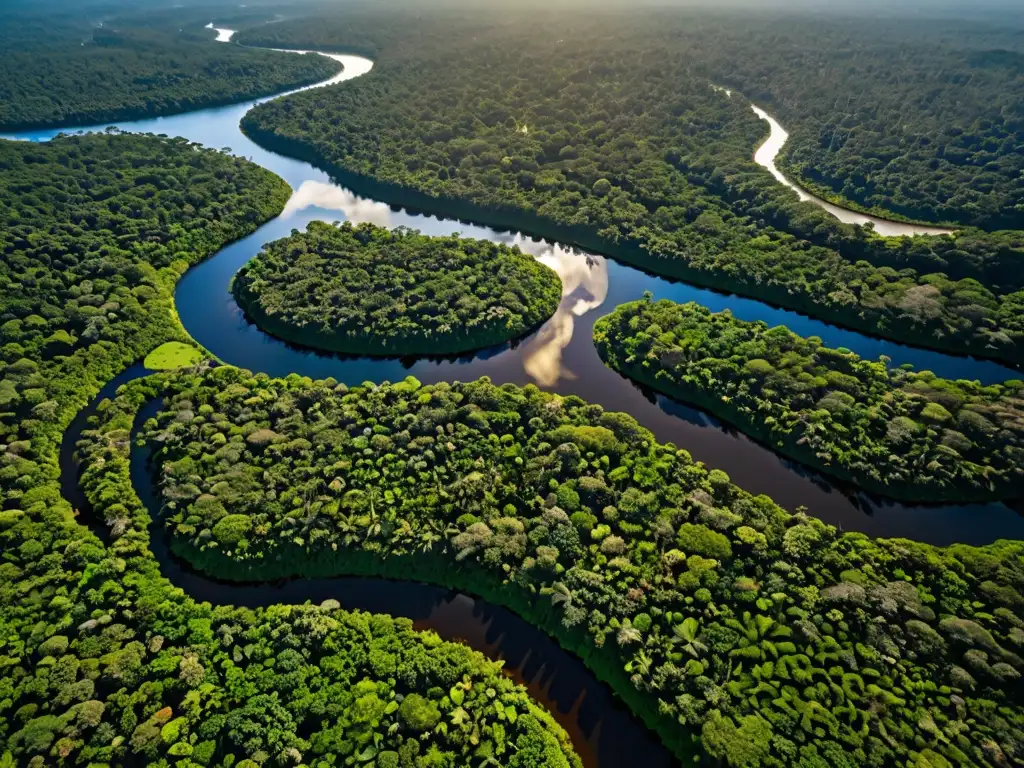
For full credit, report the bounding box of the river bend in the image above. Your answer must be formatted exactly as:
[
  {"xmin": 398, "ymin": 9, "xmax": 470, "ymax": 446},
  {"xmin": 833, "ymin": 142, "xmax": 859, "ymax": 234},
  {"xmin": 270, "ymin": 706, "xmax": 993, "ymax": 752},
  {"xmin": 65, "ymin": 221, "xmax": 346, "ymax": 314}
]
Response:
[
  {"xmin": 26, "ymin": 26, "xmax": 1024, "ymax": 768},
  {"xmin": 8, "ymin": 36, "xmax": 1020, "ymax": 537},
  {"xmin": 60, "ymin": 366, "xmax": 680, "ymax": 768}
]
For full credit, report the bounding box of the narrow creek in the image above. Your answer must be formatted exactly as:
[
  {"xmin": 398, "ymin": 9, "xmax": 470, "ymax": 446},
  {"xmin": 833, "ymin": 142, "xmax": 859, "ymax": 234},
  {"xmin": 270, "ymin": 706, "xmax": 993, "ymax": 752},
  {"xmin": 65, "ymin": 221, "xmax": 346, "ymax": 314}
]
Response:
[
  {"xmin": 31, "ymin": 25, "xmax": 1024, "ymax": 768},
  {"xmin": 61, "ymin": 372, "xmax": 682, "ymax": 768},
  {"xmin": 747, "ymin": 104, "xmax": 955, "ymax": 237}
]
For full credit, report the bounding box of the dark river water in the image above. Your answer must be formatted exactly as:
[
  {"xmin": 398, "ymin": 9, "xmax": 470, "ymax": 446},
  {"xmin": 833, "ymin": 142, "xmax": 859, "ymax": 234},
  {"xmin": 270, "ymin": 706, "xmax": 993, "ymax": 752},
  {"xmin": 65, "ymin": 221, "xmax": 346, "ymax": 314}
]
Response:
[
  {"xmin": 60, "ymin": 371, "xmax": 681, "ymax": 768},
  {"xmin": 12, "ymin": 45, "xmax": 1022, "ymax": 544},
  {"xmin": 11, "ymin": 51, "xmax": 1019, "ymax": 545},
  {"xmin": 19, "ymin": 36, "xmax": 1024, "ymax": 768}
]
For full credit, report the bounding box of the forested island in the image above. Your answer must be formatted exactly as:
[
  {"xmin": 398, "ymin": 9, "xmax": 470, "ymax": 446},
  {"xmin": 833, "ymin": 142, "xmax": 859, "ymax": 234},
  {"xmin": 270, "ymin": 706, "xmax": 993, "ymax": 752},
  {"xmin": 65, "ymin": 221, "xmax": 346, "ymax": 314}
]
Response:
[
  {"xmin": 232, "ymin": 221, "xmax": 562, "ymax": 356},
  {"xmin": 238, "ymin": 10, "xmax": 1024, "ymax": 365},
  {"xmin": 594, "ymin": 298, "xmax": 1024, "ymax": 502},
  {"xmin": 0, "ymin": 132, "xmax": 578, "ymax": 767},
  {"xmin": 141, "ymin": 367, "xmax": 1024, "ymax": 768},
  {"xmin": 0, "ymin": 21, "xmax": 340, "ymax": 131}
]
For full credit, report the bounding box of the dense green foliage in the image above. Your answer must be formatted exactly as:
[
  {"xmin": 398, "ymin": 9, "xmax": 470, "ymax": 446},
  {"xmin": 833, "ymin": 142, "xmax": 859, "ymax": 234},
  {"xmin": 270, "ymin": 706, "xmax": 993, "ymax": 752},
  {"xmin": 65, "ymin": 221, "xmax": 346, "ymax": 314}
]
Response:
[
  {"xmin": 594, "ymin": 298, "xmax": 1024, "ymax": 501},
  {"xmin": 233, "ymin": 221, "xmax": 561, "ymax": 355},
  {"xmin": 0, "ymin": 133, "xmax": 579, "ymax": 767},
  {"xmin": 0, "ymin": 23, "xmax": 340, "ymax": 131},
  {"xmin": 3, "ymin": 6, "xmax": 1024, "ymax": 768},
  {"xmin": 66, "ymin": 373, "xmax": 579, "ymax": 768},
  {"xmin": 238, "ymin": 9, "xmax": 1024, "ymax": 364},
  {"xmin": 145, "ymin": 367, "xmax": 1024, "ymax": 768},
  {"xmin": 0, "ymin": 132, "xmax": 290, "ymax": 452}
]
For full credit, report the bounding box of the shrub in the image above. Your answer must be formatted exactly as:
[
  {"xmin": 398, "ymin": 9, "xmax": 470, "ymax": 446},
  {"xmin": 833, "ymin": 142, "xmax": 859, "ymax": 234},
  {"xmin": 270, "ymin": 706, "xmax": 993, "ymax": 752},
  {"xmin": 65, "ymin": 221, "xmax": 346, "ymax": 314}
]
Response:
[
  {"xmin": 676, "ymin": 523, "xmax": 732, "ymax": 560},
  {"xmin": 399, "ymin": 694, "xmax": 441, "ymax": 733}
]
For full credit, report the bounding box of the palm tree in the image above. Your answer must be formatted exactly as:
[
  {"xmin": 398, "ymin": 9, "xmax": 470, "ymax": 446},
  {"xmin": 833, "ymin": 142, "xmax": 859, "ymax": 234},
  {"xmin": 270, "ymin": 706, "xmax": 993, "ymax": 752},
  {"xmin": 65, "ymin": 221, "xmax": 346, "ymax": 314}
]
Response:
[
  {"xmin": 390, "ymin": 517, "xmax": 414, "ymax": 543},
  {"xmin": 616, "ymin": 620, "xmax": 642, "ymax": 647},
  {"xmin": 334, "ymin": 512, "xmax": 361, "ymax": 547},
  {"xmin": 542, "ymin": 581, "xmax": 573, "ymax": 609},
  {"xmin": 629, "ymin": 649, "xmax": 653, "ymax": 676},
  {"xmin": 672, "ymin": 617, "xmax": 708, "ymax": 659},
  {"xmin": 418, "ymin": 529, "xmax": 442, "ymax": 553},
  {"xmin": 356, "ymin": 485, "xmax": 382, "ymax": 540}
]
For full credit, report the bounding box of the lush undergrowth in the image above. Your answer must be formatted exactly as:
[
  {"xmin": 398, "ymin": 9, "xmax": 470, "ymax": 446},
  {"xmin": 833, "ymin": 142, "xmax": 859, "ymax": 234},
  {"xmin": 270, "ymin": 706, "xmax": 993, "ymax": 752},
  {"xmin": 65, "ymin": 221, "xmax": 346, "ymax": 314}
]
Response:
[
  {"xmin": 144, "ymin": 342, "xmax": 205, "ymax": 371},
  {"xmin": 232, "ymin": 221, "xmax": 562, "ymax": 356},
  {"xmin": 593, "ymin": 298, "xmax": 1024, "ymax": 502},
  {"xmin": 143, "ymin": 367, "xmax": 1024, "ymax": 768},
  {"xmin": 238, "ymin": 9, "xmax": 1024, "ymax": 365},
  {"xmin": 0, "ymin": 133, "xmax": 579, "ymax": 767}
]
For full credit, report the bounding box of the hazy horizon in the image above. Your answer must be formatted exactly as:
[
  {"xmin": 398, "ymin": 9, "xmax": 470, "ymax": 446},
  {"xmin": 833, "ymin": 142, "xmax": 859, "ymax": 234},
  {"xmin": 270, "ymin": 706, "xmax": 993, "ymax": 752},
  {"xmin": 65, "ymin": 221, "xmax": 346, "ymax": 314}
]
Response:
[{"xmin": 7, "ymin": 0, "xmax": 1024, "ymax": 23}]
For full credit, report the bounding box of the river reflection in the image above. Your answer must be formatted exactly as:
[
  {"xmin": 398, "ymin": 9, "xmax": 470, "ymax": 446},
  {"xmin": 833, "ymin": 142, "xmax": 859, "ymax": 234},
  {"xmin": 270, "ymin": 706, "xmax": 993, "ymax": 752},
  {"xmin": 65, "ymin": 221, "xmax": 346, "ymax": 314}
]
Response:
[
  {"xmin": 524, "ymin": 244, "xmax": 609, "ymax": 386},
  {"xmin": 10, "ymin": 42, "xmax": 1023, "ymax": 543},
  {"xmin": 283, "ymin": 179, "xmax": 395, "ymax": 225},
  {"xmin": 275, "ymin": 180, "xmax": 612, "ymax": 387}
]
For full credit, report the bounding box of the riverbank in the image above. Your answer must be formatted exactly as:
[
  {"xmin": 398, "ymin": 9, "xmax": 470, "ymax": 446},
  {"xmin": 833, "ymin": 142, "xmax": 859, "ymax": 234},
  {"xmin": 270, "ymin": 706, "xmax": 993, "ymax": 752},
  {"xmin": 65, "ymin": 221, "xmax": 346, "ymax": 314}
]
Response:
[
  {"xmin": 233, "ymin": 287, "xmax": 557, "ymax": 356},
  {"xmin": 239, "ymin": 123, "xmax": 1020, "ymax": 367},
  {"xmin": 168, "ymin": 534, "xmax": 702, "ymax": 765},
  {"xmin": 0, "ymin": 42, "xmax": 341, "ymax": 134}
]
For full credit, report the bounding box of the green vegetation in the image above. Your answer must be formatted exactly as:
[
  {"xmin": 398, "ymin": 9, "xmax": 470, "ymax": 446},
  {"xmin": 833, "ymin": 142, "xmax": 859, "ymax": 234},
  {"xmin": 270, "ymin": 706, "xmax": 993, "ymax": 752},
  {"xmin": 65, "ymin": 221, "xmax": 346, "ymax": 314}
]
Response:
[
  {"xmin": 144, "ymin": 342, "xmax": 205, "ymax": 371},
  {"xmin": 0, "ymin": 132, "xmax": 579, "ymax": 767},
  {"xmin": 594, "ymin": 298, "xmax": 1024, "ymax": 502},
  {"xmin": 3, "ymin": 6, "xmax": 1024, "ymax": 768},
  {"xmin": 68, "ymin": 373, "xmax": 579, "ymax": 768},
  {"xmin": 0, "ymin": 17, "xmax": 341, "ymax": 131},
  {"xmin": 144, "ymin": 367, "xmax": 1024, "ymax": 768},
  {"xmin": 0, "ymin": 131, "xmax": 289, "ymax": 396},
  {"xmin": 238, "ymin": 9, "xmax": 1024, "ymax": 365},
  {"xmin": 233, "ymin": 221, "xmax": 561, "ymax": 355}
]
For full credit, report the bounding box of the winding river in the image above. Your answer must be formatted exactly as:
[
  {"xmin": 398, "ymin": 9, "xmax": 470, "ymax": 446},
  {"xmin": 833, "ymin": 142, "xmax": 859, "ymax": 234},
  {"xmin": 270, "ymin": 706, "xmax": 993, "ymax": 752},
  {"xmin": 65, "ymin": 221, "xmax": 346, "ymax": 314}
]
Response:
[
  {"xmin": 62, "ymin": 369, "xmax": 681, "ymax": 768},
  {"xmin": 748, "ymin": 105, "xmax": 955, "ymax": 237},
  {"xmin": 21, "ymin": 25, "xmax": 1024, "ymax": 768},
  {"xmin": 710, "ymin": 86, "xmax": 953, "ymax": 237},
  {"xmin": 13, "ymin": 29, "xmax": 1022, "ymax": 544}
]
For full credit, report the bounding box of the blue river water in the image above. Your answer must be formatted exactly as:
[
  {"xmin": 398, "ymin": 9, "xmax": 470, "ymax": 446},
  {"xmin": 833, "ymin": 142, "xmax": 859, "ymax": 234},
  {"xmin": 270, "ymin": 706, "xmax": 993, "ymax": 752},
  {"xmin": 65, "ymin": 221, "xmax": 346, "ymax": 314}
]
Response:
[{"xmin": 10, "ymin": 49, "xmax": 1023, "ymax": 545}]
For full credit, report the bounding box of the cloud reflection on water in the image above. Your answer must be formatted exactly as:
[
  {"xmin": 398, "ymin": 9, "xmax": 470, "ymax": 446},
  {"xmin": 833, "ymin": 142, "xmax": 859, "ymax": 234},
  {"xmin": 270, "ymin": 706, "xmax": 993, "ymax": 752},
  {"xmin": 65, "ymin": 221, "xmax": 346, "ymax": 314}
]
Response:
[
  {"xmin": 282, "ymin": 180, "xmax": 394, "ymax": 225},
  {"xmin": 518, "ymin": 236, "xmax": 609, "ymax": 387},
  {"xmin": 280, "ymin": 185, "xmax": 610, "ymax": 387}
]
